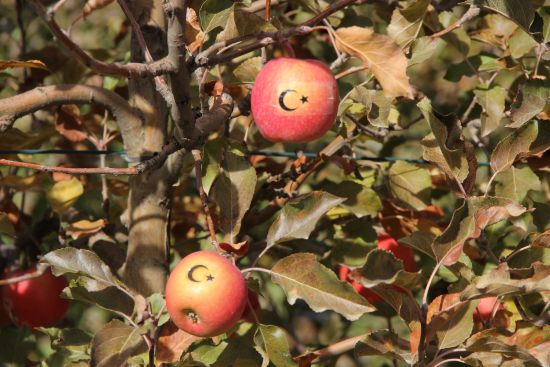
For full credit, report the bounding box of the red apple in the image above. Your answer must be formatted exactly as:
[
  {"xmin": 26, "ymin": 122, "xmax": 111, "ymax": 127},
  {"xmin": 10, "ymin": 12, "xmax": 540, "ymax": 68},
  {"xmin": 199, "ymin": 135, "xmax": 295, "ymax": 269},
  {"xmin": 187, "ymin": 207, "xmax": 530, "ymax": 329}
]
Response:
[
  {"xmin": 474, "ymin": 296, "xmax": 503, "ymax": 322},
  {"xmin": 165, "ymin": 251, "xmax": 247, "ymax": 337},
  {"xmin": 2, "ymin": 267, "xmax": 69, "ymax": 327},
  {"xmin": 377, "ymin": 234, "xmax": 416, "ymax": 272},
  {"xmin": 251, "ymin": 57, "xmax": 339, "ymax": 143},
  {"xmin": 338, "ymin": 234, "xmax": 417, "ymax": 305}
]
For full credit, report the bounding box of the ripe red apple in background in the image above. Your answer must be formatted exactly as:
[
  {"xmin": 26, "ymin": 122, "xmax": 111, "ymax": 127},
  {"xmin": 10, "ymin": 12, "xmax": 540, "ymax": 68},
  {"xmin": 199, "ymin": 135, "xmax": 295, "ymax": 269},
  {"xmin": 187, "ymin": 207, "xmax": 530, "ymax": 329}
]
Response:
[
  {"xmin": 474, "ymin": 296, "xmax": 503, "ymax": 322},
  {"xmin": 240, "ymin": 290, "xmax": 261, "ymax": 323},
  {"xmin": 251, "ymin": 57, "xmax": 340, "ymax": 143},
  {"xmin": 165, "ymin": 251, "xmax": 247, "ymax": 337},
  {"xmin": 338, "ymin": 234, "xmax": 417, "ymax": 305},
  {"xmin": 2, "ymin": 267, "xmax": 69, "ymax": 327}
]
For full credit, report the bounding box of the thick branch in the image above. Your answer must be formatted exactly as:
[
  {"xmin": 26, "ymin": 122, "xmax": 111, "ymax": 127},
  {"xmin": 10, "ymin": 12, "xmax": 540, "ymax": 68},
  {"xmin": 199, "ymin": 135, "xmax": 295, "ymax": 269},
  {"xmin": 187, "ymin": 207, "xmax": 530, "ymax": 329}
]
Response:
[
  {"xmin": 28, "ymin": 0, "xmax": 176, "ymax": 77},
  {"xmin": 0, "ymin": 84, "xmax": 143, "ymax": 157}
]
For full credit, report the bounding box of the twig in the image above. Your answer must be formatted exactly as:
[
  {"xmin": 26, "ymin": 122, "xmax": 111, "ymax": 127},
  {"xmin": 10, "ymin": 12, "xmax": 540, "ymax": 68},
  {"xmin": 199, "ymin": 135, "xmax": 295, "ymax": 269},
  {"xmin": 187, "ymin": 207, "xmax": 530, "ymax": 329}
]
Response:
[
  {"xmin": 431, "ymin": 5, "xmax": 479, "ymax": 39},
  {"xmin": 296, "ymin": 333, "xmax": 368, "ymax": 364},
  {"xmin": 0, "ymin": 159, "xmax": 138, "ymax": 175},
  {"xmin": 192, "ymin": 150, "xmax": 219, "ymax": 251},
  {"xmin": 264, "ymin": 0, "xmax": 271, "ymax": 21},
  {"xmin": 194, "ymin": 0, "xmax": 364, "ymax": 69},
  {"xmin": 28, "ymin": 0, "xmax": 177, "ymax": 77},
  {"xmin": 0, "ymin": 264, "xmax": 48, "ymax": 286},
  {"xmin": 335, "ymin": 64, "xmax": 369, "ymax": 79}
]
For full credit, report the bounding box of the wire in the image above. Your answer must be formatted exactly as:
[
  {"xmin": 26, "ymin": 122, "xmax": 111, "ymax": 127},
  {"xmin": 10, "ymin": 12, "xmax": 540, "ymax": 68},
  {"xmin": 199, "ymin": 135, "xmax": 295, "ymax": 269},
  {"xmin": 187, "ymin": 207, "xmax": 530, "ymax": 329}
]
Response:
[{"xmin": 0, "ymin": 149, "xmax": 491, "ymax": 166}]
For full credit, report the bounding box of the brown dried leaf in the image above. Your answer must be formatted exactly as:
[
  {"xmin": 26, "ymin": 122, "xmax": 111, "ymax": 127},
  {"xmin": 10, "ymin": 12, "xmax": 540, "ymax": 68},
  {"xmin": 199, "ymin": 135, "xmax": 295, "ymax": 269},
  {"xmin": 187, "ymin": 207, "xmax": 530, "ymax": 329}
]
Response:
[
  {"xmin": 335, "ymin": 26, "xmax": 414, "ymax": 99},
  {"xmin": 82, "ymin": 0, "xmax": 115, "ymax": 19},
  {"xmin": 55, "ymin": 105, "xmax": 89, "ymax": 143},
  {"xmin": 66, "ymin": 219, "xmax": 107, "ymax": 240},
  {"xmin": 156, "ymin": 322, "xmax": 201, "ymax": 363},
  {"xmin": 0, "ymin": 59, "xmax": 48, "ymax": 71}
]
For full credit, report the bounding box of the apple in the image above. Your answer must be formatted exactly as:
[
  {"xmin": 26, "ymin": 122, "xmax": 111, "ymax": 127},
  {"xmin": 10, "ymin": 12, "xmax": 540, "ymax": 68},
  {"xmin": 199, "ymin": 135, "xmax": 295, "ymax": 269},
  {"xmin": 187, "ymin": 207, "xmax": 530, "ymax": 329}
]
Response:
[
  {"xmin": 2, "ymin": 267, "xmax": 69, "ymax": 327},
  {"xmin": 338, "ymin": 234, "xmax": 417, "ymax": 305},
  {"xmin": 251, "ymin": 57, "xmax": 340, "ymax": 143},
  {"xmin": 474, "ymin": 296, "xmax": 503, "ymax": 323},
  {"xmin": 377, "ymin": 234, "xmax": 416, "ymax": 272},
  {"xmin": 240, "ymin": 290, "xmax": 261, "ymax": 323},
  {"xmin": 165, "ymin": 251, "xmax": 247, "ymax": 337}
]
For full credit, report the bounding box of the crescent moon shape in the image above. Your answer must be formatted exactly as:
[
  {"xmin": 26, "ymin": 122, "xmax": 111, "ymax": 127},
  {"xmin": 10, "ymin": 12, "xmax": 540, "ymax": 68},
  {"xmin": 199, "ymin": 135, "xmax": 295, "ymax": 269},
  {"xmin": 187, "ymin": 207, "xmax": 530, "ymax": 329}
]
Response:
[
  {"xmin": 279, "ymin": 89, "xmax": 298, "ymax": 112},
  {"xmin": 188, "ymin": 264, "xmax": 209, "ymax": 283}
]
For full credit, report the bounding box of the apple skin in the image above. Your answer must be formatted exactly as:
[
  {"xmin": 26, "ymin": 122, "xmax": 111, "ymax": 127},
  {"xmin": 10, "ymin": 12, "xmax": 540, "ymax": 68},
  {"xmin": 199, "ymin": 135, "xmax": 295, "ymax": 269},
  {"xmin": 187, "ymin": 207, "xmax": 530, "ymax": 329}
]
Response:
[
  {"xmin": 165, "ymin": 251, "xmax": 247, "ymax": 337},
  {"xmin": 338, "ymin": 234, "xmax": 416, "ymax": 305},
  {"xmin": 251, "ymin": 57, "xmax": 340, "ymax": 143},
  {"xmin": 2, "ymin": 268, "xmax": 69, "ymax": 327},
  {"xmin": 474, "ymin": 297, "xmax": 503, "ymax": 322}
]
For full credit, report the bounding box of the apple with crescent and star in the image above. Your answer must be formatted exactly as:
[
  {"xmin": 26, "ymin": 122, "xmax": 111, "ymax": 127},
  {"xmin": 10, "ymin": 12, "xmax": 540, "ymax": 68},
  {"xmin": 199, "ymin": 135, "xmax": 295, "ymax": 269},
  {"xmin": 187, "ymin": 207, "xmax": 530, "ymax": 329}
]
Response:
[
  {"xmin": 251, "ymin": 57, "xmax": 340, "ymax": 143},
  {"xmin": 165, "ymin": 251, "xmax": 247, "ymax": 337}
]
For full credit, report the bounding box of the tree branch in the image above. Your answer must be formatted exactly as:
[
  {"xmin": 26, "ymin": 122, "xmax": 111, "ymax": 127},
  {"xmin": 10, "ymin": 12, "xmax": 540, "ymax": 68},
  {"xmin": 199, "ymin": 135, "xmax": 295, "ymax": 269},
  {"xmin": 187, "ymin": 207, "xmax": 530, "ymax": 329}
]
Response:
[
  {"xmin": 28, "ymin": 0, "xmax": 177, "ymax": 77},
  {"xmin": 193, "ymin": 0, "xmax": 365, "ymax": 69},
  {"xmin": 0, "ymin": 84, "xmax": 144, "ymax": 157}
]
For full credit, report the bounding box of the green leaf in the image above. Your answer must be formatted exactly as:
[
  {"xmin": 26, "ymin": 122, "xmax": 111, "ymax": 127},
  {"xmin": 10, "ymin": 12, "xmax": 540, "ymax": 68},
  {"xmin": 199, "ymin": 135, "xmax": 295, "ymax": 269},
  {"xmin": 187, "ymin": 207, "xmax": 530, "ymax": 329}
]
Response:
[
  {"xmin": 90, "ymin": 320, "xmax": 147, "ymax": 367},
  {"xmin": 216, "ymin": 7, "xmax": 277, "ymax": 41},
  {"xmin": 355, "ymin": 330, "xmax": 416, "ymax": 365},
  {"xmin": 495, "ymin": 166, "xmax": 541, "ymax": 202},
  {"xmin": 507, "ymin": 28, "xmax": 538, "ymax": 59},
  {"xmin": 387, "ymin": 0, "xmax": 430, "ymax": 49},
  {"xmin": 426, "ymin": 294, "xmax": 477, "ymax": 349},
  {"xmin": 271, "ymin": 253, "xmax": 375, "ymax": 320},
  {"xmin": 461, "ymin": 262, "xmax": 550, "ymax": 299},
  {"xmin": 388, "ymin": 161, "xmax": 431, "ymax": 210},
  {"xmin": 324, "ymin": 181, "xmax": 381, "ymax": 218},
  {"xmin": 0, "ymin": 212, "xmax": 15, "ymax": 236},
  {"xmin": 233, "ymin": 57, "xmax": 263, "ymax": 84},
  {"xmin": 418, "ymin": 98, "xmax": 473, "ymax": 191},
  {"xmin": 199, "ymin": 0, "xmax": 233, "ymax": 34},
  {"xmin": 540, "ymin": 6, "xmax": 550, "ymax": 43},
  {"xmin": 63, "ymin": 284, "xmax": 134, "ymax": 316},
  {"xmin": 432, "ymin": 196, "xmax": 526, "ymax": 264},
  {"xmin": 254, "ymin": 325, "xmax": 297, "ymax": 367},
  {"xmin": 348, "ymin": 87, "xmax": 394, "ymax": 128},
  {"xmin": 354, "ymin": 249, "xmax": 422, "ymax": 289},
  {"xmin": 399, "ymin": 231, "xmax": 436, "ymax": 259},
  {"xmin": 190, "ymin": 341, "xmax": 228, "ymax": 365},
  {"xmin": 42, "ymin": 248, "xmax": 120, "ymax": 289},
  {"xmin": 468, "ymin": 0, "xmax": 535, "ymax": 32},
  {"xmin": 266, "ymin": 191, "xmax": 345, "ymax": 247},
  {"xmin": 408, "ymin": 36, "xmax": 445, "ymax": 67},
  {"xmin": 211, "ymin": 143, "xmax": 257, "ymax": 242},
  {"xmin": 474, "ymin": 85, "xmax": 506, "ymax": 136},
  {"xmin": 490, "ymin": 121, "xmax": 539, "ymax": 175},
  {"xmin": 509, "ymin": 80, "xmax": 550, "ymax": 128}
]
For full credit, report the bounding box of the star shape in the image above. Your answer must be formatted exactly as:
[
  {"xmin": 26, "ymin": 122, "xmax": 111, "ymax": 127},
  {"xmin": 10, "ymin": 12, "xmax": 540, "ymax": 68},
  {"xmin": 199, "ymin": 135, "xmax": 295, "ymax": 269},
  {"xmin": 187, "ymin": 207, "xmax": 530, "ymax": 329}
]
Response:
[
  {"xmin": 206, "ymin": 274, "xmax": 215, "ymax": 281},
  {"xmin": 300, "ymin": 95, "xmax": 309, "ymax": 104}
]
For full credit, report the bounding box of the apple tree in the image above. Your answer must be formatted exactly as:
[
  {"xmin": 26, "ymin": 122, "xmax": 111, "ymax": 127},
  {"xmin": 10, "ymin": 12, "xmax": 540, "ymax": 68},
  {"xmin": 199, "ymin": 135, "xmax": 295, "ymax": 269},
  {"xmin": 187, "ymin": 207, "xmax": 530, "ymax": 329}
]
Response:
[{"xmin": 0, "ymin": 0, "xmax": 549, "ymax": 366}]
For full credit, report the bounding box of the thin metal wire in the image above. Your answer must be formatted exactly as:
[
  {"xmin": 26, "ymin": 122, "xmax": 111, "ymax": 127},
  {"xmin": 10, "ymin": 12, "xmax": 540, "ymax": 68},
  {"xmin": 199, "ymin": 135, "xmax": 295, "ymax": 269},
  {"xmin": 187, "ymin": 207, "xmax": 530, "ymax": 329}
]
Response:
[{"xmin": 0, "ymin": 149, "xmax": 491, "ymax": 166}]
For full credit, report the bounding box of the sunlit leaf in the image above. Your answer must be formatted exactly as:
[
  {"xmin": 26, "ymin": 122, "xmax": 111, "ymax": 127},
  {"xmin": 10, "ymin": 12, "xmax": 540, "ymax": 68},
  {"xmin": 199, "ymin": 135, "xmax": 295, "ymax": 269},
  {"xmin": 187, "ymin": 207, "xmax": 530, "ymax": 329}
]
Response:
[
  {"xmin": 271, "ymin": 253, "xmax": 375, "ymax": 320},
  {"xmin": 335, "ymin": 26, "xmax": 414, "ymax": 98},
  {"xmin": 432, "ymin": 196, "xmax": 526, "ymax": 264},
  {"xmin": 0, "ymin": 59, "xmax": 48, "ymax": 71},
  {"xmin": 266, "ymin": 191, "xmax": 345, "ymax": 247},
  {"xmin": 355, "ymin": 330, "xmax": 416, "ymax": 365},
  {"xmin": 46, "ymin": 177, "xmax": 84, "ymax": 214},
  {"xmin": 474, "ymin": 85, "xmax": 506, "ymax": 136},
  {"xmin": 387, "ymin": 0, "xmax": 430, "ymax": 49},
  {"xmin": 388, "ymin": 161, "xmax": 432, "ymax": 211},
  {"xmin": 65, "ymin": 219, "xmax": 107, "ymax": 240},
  {"xmin": 467, "ymin": 0, "xmax": 535, "ymax": 32},
  {"xmin": 494, "ymin": 166, "xmax": 541, "ymax": 202},
  {"xmin": 254, "ymin": 325, "xmax": 297, "ymax": 367},
  {"xmin": 156, "ymin": 322, "xmax": 201, "ymax": 364}
]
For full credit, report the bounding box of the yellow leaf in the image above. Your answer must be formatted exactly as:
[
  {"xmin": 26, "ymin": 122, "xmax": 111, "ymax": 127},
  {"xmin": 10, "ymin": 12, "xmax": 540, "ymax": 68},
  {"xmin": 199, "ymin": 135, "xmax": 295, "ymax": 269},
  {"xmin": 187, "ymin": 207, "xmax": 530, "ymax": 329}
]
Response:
[
  {"xmin": 0, "ymin": 173, "xmax": 46, "ymax": 191},
  {"xmin": 0, "ymin": 59, "xmax": 49, "ymax": 71},
  {"xmin": 66, "ymin": 219, "xmax": 107, "ymax": 240},
  {"xmin": 335, "ymin": 26, "xmax": 414, "ymax": 99},
  {"xmin": 46, "ymin": 177, "xmax": 84, "ymax": 214}
]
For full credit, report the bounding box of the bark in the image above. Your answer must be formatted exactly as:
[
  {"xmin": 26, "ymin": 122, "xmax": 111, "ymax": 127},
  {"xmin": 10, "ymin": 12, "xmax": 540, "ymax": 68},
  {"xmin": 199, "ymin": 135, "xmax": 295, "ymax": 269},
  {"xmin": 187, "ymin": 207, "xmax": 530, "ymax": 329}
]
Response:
[{"xmin": 123, "ymin": 0, "xmax": 174, "ymax": 296}]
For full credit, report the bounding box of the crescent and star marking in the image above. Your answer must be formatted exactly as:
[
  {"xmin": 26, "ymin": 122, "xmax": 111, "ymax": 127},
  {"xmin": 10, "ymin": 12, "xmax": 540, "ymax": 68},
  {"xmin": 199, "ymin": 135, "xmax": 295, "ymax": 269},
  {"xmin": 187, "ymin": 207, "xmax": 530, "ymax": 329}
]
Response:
[
  {"xmin": 279, "ymin": 89, "xmax": 298, "ymax": 111},
  {"xmin": 187, "ymin": 264, "xmax": 214, "ymax": 282}
]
